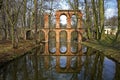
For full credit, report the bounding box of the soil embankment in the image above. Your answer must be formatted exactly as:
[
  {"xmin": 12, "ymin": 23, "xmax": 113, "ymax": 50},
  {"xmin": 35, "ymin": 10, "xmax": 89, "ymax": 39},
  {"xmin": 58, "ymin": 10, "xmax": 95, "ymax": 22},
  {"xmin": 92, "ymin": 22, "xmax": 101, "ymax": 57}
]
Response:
[{"xmin": 0, "ymin": 40, "xmax": 38, "ymax": 67}]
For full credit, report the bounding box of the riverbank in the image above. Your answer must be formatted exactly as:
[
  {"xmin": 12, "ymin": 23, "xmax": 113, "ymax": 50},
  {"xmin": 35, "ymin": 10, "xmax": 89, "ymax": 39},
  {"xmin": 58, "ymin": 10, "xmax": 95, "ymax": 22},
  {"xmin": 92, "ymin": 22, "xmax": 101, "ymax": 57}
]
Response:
[
  {"xmin": 0, "ymin": 39, "xmax": 120, "ymax": 68},
  {"xmin": 81, "ymin": 40, "xmax": 120, "ymax": 63},
  {"xmin": 0, "ymin": 40, "xmax": 38, "ymax": 67}
]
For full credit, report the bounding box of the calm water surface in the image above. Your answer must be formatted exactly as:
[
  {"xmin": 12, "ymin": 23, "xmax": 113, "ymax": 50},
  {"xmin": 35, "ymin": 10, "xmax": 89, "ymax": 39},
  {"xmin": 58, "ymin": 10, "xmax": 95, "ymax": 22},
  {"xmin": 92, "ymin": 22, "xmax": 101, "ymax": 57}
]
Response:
[{"xmin": 0, "ymin": 43, "xmax": 120, "ymax": 80}]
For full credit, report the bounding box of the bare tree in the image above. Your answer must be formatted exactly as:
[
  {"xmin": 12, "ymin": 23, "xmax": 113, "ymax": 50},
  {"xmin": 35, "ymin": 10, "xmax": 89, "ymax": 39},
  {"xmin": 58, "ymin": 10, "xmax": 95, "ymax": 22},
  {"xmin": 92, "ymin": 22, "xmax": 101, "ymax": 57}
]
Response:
[
  {"xmin": 5, "ymin": 0, "xmax": 23, "ymax": 48},
  {"xmin": 91, "ymin": 0, "xmax": 99, "ymax": 40},
  {"xmin": 34, "ymin": 0, "xmax": 38, "ymax": 44},
  {"xmin": 98, "ymin": 0, "xmax": 104, "ymax": 40},
  {"xmin": 84, "ymin": 0, "xmax": 92, "ymax": 39}
]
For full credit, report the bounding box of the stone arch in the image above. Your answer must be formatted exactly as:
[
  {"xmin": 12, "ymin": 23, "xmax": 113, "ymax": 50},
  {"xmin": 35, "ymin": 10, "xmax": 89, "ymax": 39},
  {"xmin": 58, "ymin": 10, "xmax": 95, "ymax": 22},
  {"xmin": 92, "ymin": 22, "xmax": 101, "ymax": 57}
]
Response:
[
  {"xmin": 78, "ymin": 31, "xmax": 82, "ymax": 42},
  {"xmin": 60, "ymin": 56, "xmax": 67, "ymax": 68},
  {"xmin": 56, "ymin": 10, "xmax": 82, "ymax": 29},
  {"xmin": 60, "ymin": 30, "xmax": 67, "ymax": 53},
  {"xmin": 71, "ymin": 31, "xmax": 78, "ymax": 53},
  {"xmin": 70, "ymin": 56, "xmax": 78, "ymax": 69},
  {"xmin": 39, "ymin": 30, "xmax": 45, "ymax": 42},
  {"xmin": 48, "ymin": 31, "xmax": 56, "ymax": 53},
  {"xmin": 71, "ymin": 31, "xmax": 78, "ymax": 42},
  {"xmin": 26, "ymin": 30, "xmax": 32, "ymax": 40},
  {"xmin": 71, "ymin": 15, "xmax": 77, "ymax": 28},
  {"xmin": 60, "ymin": 14, "xmax": 67, "ymax": 29}
]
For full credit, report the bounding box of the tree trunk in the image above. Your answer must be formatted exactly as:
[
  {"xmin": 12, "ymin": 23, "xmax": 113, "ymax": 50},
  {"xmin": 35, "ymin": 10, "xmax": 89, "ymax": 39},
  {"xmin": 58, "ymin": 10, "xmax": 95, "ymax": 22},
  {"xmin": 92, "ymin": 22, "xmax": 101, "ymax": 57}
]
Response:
[
  {"xmin": 85, "ymin": 0, "xmax": 92, "ymax": 39},
  {"xmin": 34, "ymin": 0, "xmax": 38, "ymax": 44},
  {"xmin": 98, "ymin": 0, "xmax": 104, "ymax": 40},
  {"xmin": 2, "ymin": 28, "xmax": 7, "ymax": 40},
  {"xmin": 91, "ymin": 0, "xmax": 99, "ymax": 40},
  {"xmin": 0, "ymin": 0, "xmax": 3, "ymax": 9},
  {"xmin": 22, "ymin": 0, "xmax": 27, "ymax": 40},
  {"xmin": 115, "ymin": 0, "xmax": 120, "ymax": 41}
]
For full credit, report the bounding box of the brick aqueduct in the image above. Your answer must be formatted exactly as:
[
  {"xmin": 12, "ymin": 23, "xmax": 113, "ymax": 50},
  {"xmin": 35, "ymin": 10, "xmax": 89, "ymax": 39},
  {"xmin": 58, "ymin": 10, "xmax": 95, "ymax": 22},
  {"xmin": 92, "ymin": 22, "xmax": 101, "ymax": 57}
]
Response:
[{"xmin": 26, "ymin": 10, "xmax": 83, "ymax": 55}]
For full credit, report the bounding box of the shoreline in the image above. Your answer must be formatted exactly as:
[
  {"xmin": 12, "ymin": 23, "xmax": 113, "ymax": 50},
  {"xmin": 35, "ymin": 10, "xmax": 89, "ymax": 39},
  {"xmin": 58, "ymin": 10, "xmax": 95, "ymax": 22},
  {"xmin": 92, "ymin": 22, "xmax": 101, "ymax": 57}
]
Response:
[{"xmin": 81, "ymin": 41, "xmax": 120, "ymax": 63}]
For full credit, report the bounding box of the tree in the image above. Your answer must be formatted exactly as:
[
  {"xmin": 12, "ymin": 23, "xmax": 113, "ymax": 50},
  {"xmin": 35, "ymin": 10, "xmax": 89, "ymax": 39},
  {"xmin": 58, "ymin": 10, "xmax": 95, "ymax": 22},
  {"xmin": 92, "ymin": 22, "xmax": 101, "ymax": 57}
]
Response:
[
  {"xmin": 91, "ymin": 0, "xmax": 104, "ymax": 40},
  {"xmin": 91, "ymin": 0, "xmax": 99, "ymax": 40},
  {"xmin": 84, "ymin": 0, "xmax": 92, "ymax": 39},
  {"xmin": 98, "ymin": 0, "xmax": 104, "ymax": 40},
  {"xmin": 115, "ymin": 0, "xmax": 120, "ymax": 41},
  {"xmin": 5, "ymin": 0, "xmax": 23, "ymax": 48},
  {"xmin": 34, "ymin": 0, "xmax": 38, "ymax": 44},
  {"xmin": 0, "ymin": 0, "xmax": 3, "ymax": 9},
  {"xmin": 1, "ymin": 7, "xmax": 8, "ymax": 40}
]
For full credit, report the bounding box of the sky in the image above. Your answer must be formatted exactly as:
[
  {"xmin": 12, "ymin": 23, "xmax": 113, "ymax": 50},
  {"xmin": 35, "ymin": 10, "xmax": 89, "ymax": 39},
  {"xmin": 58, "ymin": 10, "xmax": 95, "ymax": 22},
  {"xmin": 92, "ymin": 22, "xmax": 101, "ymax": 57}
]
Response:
[
  {"xmin": 104, "ymin": 0, "xmax": 118, "ymax": 19},
  {"xmin": 43, "ymin": 0, "xmax": 118, "ymax": 25},
  {"xmin": 58, "ymin": 0, "xmax": 118, "ymax": 19}
]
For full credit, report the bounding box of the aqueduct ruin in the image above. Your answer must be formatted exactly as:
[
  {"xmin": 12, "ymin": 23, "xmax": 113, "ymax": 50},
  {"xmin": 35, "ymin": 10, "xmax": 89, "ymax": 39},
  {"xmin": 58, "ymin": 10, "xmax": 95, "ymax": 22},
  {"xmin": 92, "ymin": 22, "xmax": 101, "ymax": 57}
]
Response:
[{"xmin": 25, "ymin": 10, "xmax": 83, "ymax": 55}]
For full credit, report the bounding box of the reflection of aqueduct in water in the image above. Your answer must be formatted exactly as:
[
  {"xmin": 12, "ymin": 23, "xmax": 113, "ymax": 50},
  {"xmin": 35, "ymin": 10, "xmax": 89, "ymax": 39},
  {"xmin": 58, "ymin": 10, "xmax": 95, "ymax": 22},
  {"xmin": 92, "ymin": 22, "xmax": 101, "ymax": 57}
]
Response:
[
  {"xmin": 26, "ymin": 10, "xmax": 83, "ymax": 55},
  {"xmin": 43, "ymin": 56, "xmax": 82, "ymax": 73}
]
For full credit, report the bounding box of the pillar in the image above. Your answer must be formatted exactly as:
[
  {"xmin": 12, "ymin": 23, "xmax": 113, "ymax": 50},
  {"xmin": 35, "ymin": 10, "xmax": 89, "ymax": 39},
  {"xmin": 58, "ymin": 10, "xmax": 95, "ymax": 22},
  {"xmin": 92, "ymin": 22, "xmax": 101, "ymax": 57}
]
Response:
[
  {"xmin": 44, "ymin": 14, "xmax": 49, "ymax": 28},
  {"xmin": 67, "ymin": 17, "xmax": 71, "ymax": 28},
  {"xmin": 44, "ymin": 30, "xmax": 49, "ymax": 55},
  {"xmin": 77, "ymin": 30, "xmax": 82, "ymax": 55},
  {"xmin": 44, "ymin": 56, "xmax": 49, "ymax": 69},
  {"xmin": 56, "ymin": 56, "xmax": 60, "ymax": 70},
  {"xmin": 77, "ymin": 16, "xmax": 82, "ymax": 28},
  {"xmin": 66, "ymin": 56, "xmax": 70, "ymax": 70},
  {"xmin": 67, "ymin": 31, "xmax": 71, "ymax": 55},
  {"xmin": 56, "ymin": 12, "xmax": 60, "ymax": 28},
  {"xmin": 56, "ymin": 31, "xmax": 60, "ymax": 55}
]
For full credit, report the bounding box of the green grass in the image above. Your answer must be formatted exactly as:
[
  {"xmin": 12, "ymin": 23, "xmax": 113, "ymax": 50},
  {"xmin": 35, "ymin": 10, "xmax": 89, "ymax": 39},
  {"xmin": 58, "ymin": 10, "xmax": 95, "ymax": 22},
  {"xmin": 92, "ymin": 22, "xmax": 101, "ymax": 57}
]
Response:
[{"xmin": 99, "ymin": 34, "xmax": 120, "ymax": 50}]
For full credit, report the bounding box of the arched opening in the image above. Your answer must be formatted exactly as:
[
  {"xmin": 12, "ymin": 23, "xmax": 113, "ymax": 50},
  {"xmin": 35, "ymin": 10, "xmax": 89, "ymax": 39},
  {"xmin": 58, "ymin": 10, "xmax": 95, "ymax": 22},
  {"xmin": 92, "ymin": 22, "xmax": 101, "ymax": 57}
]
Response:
[
  {"xmin": 39, "ymin": 30, "xmax": 45, "ymax": 53},
  {"xmin": 60, "ymin": 31, "xmax": 67, "ymax": 53},
  {"xmin": 60, "ymin": 56, "xmax": 67, "ymax": 68},
  {"xmin": 70, "ymin": 56, "xmax": 78, "ymax": 69},
  {"xmin": 48, "ymin": 31, "xmax": 56, "ymax": 53},
  {"xmin": 71, "ymin": 31, "xmax": 78, "ymax": 53},
  {"xmin": 60, "ymin": 14, "xmax": 67, "ymax": 29},
  {"xmin": 71, "ymin": 15, "xmax": 77, "ymax": 28},
  {"xmin": 26, "ymin": 30, "xmax": 31, "ymax": 40},
  {"xmin": 39, "ymin": 30, "xmax": 45, "ymax": 42}
]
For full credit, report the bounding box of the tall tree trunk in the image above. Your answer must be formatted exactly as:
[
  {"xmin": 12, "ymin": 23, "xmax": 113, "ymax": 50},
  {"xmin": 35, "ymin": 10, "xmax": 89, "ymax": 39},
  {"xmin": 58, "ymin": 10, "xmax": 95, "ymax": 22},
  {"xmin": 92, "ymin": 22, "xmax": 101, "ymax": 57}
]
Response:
[
  {"xmin": 91, "ymin": 0, "xmax": 99, "ymax": 40},
  {"xmin": 0, "ymin": 0, "xmax": 3, "ymax": 9},
  {"xmin": 1, "ymin": 8, "xmax": 8, "ymax": 40},
  {"xmin": 23, "ymin": 0, "xmax": 26, "ymax": 27},
  {"xmin": 115, "ymin": 0, "xmax": 120, "ymax": 41},
  {"xmin": 34, "ymin": 0, "xmax": 38, "ymax": 44},
  {"xmin": 85, "ymin": 0, "xmax": 92, "ymax": 39},
  {"xmin": 2, "ymin": 28, "xmax": 7, "ymax": 40},
  {"xmin": 98, "ymin": 0, "xmax": 104, "ymax": 40},
  {"xmin": 22, "ymin": 0, "xmax": 27, "ymax": 40}
]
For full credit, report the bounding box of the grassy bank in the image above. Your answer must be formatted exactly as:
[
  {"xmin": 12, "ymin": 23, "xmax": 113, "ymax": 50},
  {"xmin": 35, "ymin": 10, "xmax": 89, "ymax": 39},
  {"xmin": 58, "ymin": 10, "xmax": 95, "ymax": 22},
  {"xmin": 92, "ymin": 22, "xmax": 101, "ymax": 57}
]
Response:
[
  {"xmin": 0, "ymin": 40, "xmax": 38, "ymax": 66},
  {"xmin": 81, "ymin": 40, "xmax": 120, "ymax": 63}
]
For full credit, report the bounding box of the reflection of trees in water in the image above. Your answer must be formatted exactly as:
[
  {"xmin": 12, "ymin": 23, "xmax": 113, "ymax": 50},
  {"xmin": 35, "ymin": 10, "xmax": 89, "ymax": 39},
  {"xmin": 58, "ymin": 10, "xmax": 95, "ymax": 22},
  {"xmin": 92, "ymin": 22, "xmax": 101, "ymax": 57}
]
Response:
[
  {"xmin": 56, "ymin": 56, "xmax": 82, "ymax": 74},
  {"xmin": 114, "ymin": 63, "xmax": 120, "ymax": 80},
  {"xmin": 83, "ymin": 48, "xmax": 104, "ymax": 80},
  {"xmin": 0, "ymin": 47, "xmax": 119, "ymax": 80}
]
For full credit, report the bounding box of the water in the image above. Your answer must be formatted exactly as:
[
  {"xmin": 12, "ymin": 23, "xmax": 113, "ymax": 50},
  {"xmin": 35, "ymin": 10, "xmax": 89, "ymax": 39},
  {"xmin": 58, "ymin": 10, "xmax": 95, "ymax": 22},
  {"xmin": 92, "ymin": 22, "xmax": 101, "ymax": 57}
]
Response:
[{"xmin": 0, "ymin": 43, "xmax": 120, "ymax": 80}]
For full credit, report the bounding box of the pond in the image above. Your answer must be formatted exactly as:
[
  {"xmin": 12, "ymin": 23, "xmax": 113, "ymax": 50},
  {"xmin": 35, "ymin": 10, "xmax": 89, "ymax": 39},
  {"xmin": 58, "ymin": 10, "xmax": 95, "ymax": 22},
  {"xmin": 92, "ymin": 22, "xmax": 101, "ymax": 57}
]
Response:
[{"xmin": 0, "ymin": 42, "xmax": 120, "ymax": 80}]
